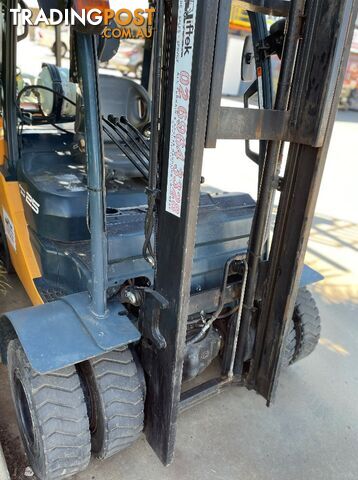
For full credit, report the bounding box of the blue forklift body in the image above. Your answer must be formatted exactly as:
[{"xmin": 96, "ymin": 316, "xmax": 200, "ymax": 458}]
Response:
[
  {"xmin": 1, "ymin": 292, "xmax": 141, "ymax": 373},
  {"xmin": 0, "ymin": 30, "xmax": 324, "ymax": 376}
]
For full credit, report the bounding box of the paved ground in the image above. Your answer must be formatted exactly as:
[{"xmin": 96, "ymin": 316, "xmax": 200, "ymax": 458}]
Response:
[{"xmin": 1, "ymin": 41, "xmax": 357, "ymax": 480}]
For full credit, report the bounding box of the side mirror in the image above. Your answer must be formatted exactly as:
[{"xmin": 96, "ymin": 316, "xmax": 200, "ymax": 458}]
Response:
[{"xmin": 241, "ymin": 35, "xmax": 256, "ymax": 82}]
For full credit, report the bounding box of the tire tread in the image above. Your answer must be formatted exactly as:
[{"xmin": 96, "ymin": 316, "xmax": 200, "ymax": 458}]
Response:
[
  {"xmin": 86, "ymin": 347, "xmax": 145, "ymax": 459},
  {"xmin": 8, "ymin": 340, "xmax": 90, "ymax": 480},
  {"xmin": 283, "ymin": 287, "xmax": 321, "ymax": 366}
]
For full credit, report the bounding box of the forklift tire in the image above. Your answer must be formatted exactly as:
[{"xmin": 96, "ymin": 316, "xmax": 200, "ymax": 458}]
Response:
[
  {"xmin": 7, "ymin": 340, "xmax": 91, "ymax": 480},
  {"xmin": 284, "ymin": 287, "xmax": 321, "ymax": 366},
  {"xmin": 77, "ymin": 347, "xmax": 145, "ymax": 460},
  {"xmin": 0, "ymin": 221, "xmax": 14, "ymax": 274}
]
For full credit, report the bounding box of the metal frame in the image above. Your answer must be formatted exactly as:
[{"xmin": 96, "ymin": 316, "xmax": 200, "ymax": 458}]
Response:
[
  {"xmin": 246, "ymin": 0, "xmax": 358, "ymax": 403},
  {"xmin": 142, "ymin": 0, "xmax": 221, "ymax": 465},
  {"xmin": 0, "ymin": 30, "xmax": 141, "ymax": 372},
  {"xmin": 54, "ymin": 25, "xmax": 62, "ymax": 67},
  {"xmin": 75, "ymin": 33, "xmax": 108, "ymax": 318},
  {"xmin": 235, "ymin": 0, "xmax": 305, "ymax": 379},
  {"xmin": 2, "ymin": 0, "xmax": 19, "ymax": 178},
  {"xmin": 141, "ymin": 0, "xmax": 357, "ymax": 464},
  {"xmin": 205, "ymin": 0, "xmax": 232, "ymax": 148}
]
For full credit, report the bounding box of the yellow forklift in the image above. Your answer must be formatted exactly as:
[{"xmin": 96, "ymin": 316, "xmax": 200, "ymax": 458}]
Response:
[{"xmin": 0, "ymin": 0, "xmax": 356, "ymax": 478}]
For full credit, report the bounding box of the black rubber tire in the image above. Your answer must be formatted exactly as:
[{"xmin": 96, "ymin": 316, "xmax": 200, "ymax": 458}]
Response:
[
  {"xmin": 283, "ymin": 287, "xmax": 321, "ymax": 366},
  {"xmin": 7, "ymin": 340, "xmax": 91, "ymax": 480},
  {"xmin": 77, "ymin": 347, "xmax": 145, "ymax": 460},
  {"xmin": 0, "ymin": 220, "xmax": 14, "ymax": 274}
]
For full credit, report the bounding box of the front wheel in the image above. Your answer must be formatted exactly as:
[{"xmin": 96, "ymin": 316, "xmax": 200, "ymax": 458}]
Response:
[
  {"xmin": 77, "ymin": 347, "xmax": 145, "ymax": 460},
  {"xmin": 7, "ymin": 340, "xmax": 91, "ymax": 480},
  {"xmin": 283, "ymin": 287, "xmax": 321, "ymax": 366}
]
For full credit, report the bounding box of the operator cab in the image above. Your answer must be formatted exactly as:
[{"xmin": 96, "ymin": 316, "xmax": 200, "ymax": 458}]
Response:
[
  {"xmin": 16, "ymin": 59, "xmax": 151, "ymax": 243},
  {"xmin": 7, "ymin": 25, "xmax": 255, "ymax": 299}
]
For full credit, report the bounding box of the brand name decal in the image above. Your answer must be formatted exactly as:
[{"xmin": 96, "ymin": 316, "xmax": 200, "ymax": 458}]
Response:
[
  {"xmin": 166, "ymin": 0, "xmax": 198, "ymax": 218},
  {"xmin": 20, "ymin": 185, "xmax": 40, "ymax": 215},
  {"xmin": 183, "ymin": 1, "xmax": 195, "ymax": 56}
]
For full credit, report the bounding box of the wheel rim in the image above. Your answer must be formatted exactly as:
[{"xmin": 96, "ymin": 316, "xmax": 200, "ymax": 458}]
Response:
[{"xmin": 14, "ymin": 373, "xmax": 36, "ymax": 452}]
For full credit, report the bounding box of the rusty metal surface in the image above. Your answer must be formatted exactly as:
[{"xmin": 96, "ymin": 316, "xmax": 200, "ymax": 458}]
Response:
[{"xmin": 218, "ymin": 107, "xmax": 291, "ymax": 142}]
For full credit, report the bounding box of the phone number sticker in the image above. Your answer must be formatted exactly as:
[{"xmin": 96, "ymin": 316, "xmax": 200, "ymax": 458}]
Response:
[{"xmin": 166, "ymin": 0, "xmax": 198, "ymax": 218}]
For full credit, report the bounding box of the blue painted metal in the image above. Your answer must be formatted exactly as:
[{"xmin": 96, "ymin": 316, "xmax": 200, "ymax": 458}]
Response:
[
  {"xmin": 300, "ymin": 264, "xmax": 324, "ymax": 287},
  {"xmin": 76, "ymin": 34, "xmax": 108, "ymax": 318},
  {"xmin": 0, "ymin": 292, "xmax": 140, "ymax": 373}
]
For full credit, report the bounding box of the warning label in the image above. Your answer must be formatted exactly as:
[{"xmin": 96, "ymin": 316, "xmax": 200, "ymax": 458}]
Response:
[{"xmin": 2, "ymin": 208, "xmax": 16, "ymax": 252}]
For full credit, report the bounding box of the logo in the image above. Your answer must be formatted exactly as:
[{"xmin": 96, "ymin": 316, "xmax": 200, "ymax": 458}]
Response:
[
  {"xmin": 9, "ymin": 7, "xmax": 155, "ymax": 40},
  {"xmin": 183, "ymin": 1, "xmax": 195, "ymax": 56},
  {"xmin": 19, "ymin": 185, "xmax": 40, "ymax": 215}
]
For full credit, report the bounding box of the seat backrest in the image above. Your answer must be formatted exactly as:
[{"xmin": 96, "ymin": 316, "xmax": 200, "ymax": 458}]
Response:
[{"xmin": 98, "ymin": 75, "xmax": 151, "ymax": 143}]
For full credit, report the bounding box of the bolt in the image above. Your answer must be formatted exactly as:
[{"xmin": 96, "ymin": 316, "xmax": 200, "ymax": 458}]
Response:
[
  {"xmin": 79, "ymin": 137, "xmax": 86, "ymax": 152},
  {"xmin": 125, "ymin": 290, "xmax": 137, "ymax": 305}
]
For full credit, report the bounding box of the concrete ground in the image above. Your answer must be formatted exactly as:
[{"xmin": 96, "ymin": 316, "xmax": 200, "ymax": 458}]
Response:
[{"xmin": 1, "ymin": 41, "xmax": 357, "ymax": 480}]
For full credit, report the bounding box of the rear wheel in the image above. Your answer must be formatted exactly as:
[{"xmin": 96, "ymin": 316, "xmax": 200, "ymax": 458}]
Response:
[
  {"xmin": 284, "ymin": 287, "xmax": 321, "ymax": 366},
  {"xmin": 78, "ymin": 347, "xmax": 145, "ymax": 460},
  {"xmin": 7, "ymin": 340, "xmax": 91, "ymax": 480},
  {"xmin": 0, "ymin": 220, "xmax": 14, "ymax": 274}
]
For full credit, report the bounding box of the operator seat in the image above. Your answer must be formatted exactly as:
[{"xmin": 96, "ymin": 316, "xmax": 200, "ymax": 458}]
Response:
[
  {"xmin": 98, "ymin": 74, "xmax": 151, "ymax": 178},
  {"xmin": 17, "ymin": 75, "xmax": 151, "ymax": 244}
]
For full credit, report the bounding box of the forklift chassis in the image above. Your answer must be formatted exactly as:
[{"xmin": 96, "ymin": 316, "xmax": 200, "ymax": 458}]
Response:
[{"xmin": 0, "ymin": 0, "xmax": 356, "ymax": 477}]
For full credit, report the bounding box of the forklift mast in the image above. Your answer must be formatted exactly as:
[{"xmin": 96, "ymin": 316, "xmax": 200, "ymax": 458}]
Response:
[{"xmin": 143, "ymin": 0, "xmax": 357, "ymax": 466}]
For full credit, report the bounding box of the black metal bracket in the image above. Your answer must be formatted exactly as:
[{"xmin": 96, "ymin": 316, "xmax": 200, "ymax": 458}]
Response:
[
  {"xmin": 244, "ymin": 81, "xmax": 260, "ymax": 165},
  {"xmin": 143, "ymin": 0, "xmax": 221, "ymax": 466},
  {"xmin": 257, "ymin": 21, "xmax": 286, "ymax": 60},
  {"xmin": 205, "ymin": 0, "xmax": 232, "ymax": 148},
  {"xmin": 139, "ymin": 288, "xmax": 169, "ymax": 350}
]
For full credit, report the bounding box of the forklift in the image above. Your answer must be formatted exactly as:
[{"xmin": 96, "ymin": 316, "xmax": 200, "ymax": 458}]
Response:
[{"xmin": 0, "ymin": 0, "xmax": 356, "ymax": 478}]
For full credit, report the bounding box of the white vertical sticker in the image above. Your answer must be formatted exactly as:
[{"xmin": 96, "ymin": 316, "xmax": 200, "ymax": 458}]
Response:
[
  {"xmin": 166, "ymin": 0, "xmax": 198, "ymax": 218},
  {"xmin": 257, "ymin": 66, "xmax": 263, "ymax": 109},
  {"xmin": 2, "ymin": 208, "xmax": 16, "ymax": 252}
]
